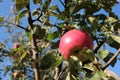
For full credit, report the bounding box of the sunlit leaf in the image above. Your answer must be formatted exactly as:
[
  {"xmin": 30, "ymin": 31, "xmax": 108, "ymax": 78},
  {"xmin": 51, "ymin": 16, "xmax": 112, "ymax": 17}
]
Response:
[
  {"xmin": 49, "ymin": 5, "xmax": 61, "ymax": 13},
  {"xmin": 49, "ymin": 11, "xmax": 58, "ymax": 17},
  {"xmin": 20, "ymin": 51, "xmax": 28, "ymax": 61},
  {"xmin": 111, "ymin": 35, "xmax": 120, "ymax": 44},
  {"xmin": 106, "ymin": 17, "xmax": 118, "ymax": 23},
  {"xmin": 88, "ymin": 70, "xmax": 104, "ymax": 80},
  {"xmin": 88, "ymin": 16, "xmax": 97, "ymax": 23},
  {"xmin": 66, "ymin": 72, "xmax": 71, "ymax": 80},
  {"xmin": 83, "ymin": 63, "xmax": 94, "ymax": 72},
  {"xmin": 49, "ymin": 6, "xmax": 58, "ymax": 10},
  {"xmin": 98, "ymin": 50, "xmax": 109, "ymax": 59},
  {"xmin": 17, "ymin": 45, "xmax": 24, "ymax": 52}
]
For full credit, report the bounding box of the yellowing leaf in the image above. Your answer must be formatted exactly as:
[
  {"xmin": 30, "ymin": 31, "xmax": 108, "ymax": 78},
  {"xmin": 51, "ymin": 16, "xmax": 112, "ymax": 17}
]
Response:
[
  {"xmin": 0, "ymin": 16, "xmax": 4, "ymax": 22},
  {"xmin": 111, "ymin": 35, "xmax": 120, "ymax": 44},
  {"xmin": 106, "ymin": 17, "xmax": 118, "ymax": 23},
  {"xmin": 20, "ymin": 51, "xmax": 28, "ymax": 61},
  {"xmin": 88, "ymin": 16, "xmax": 96, "ymax": 23}
]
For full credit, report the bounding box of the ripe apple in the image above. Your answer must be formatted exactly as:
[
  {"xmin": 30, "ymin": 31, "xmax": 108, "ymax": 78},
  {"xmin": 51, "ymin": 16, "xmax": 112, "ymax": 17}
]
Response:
[
  {"xmin": 13, "ymin": 42, "xmax": 20, "ymax": 49},
  {"xmin": 59, "ymin": 29, "xmax": 94, "ymax": 61}
]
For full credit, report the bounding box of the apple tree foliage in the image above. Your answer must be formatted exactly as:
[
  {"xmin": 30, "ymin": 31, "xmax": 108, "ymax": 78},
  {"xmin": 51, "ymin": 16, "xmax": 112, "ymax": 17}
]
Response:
[{"xmin": 0, "ymin": 0, "xmax": 120, "ymax": 80}]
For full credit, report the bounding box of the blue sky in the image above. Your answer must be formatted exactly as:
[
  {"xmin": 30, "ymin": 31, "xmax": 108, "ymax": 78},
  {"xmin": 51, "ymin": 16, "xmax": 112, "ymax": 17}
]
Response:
[{"xmin": 0, "ymin": 0, "xmax": 120, "ymax": 79}]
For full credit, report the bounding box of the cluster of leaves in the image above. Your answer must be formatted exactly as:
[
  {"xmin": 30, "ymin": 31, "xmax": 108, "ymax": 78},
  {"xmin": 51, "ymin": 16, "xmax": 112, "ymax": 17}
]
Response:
[{"xmin": 0, "ymin": 0, "xmax": 120, "ymax": 80}]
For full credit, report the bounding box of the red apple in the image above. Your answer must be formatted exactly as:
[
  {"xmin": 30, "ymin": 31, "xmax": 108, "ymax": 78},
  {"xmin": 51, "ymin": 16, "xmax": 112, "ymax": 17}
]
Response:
[
  {"xmin": 59, "ymin": 29, "xmax": 94, "ymax": 60},
  {"xmin": 13, "ymin": 42, "xmax": 20, "ymax": 49}
]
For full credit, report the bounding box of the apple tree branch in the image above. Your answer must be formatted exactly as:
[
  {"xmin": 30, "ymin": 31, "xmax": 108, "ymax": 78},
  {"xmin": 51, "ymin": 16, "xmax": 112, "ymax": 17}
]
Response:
[{"xmin": 102, "ymin": 48, "xmax": 120, "ymax": 70}]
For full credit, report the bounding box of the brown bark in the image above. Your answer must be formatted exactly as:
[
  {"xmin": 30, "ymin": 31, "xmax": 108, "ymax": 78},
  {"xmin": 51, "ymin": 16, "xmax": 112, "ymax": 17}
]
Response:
[{"xmin": 26, "ymin": 4, "xmax": 40, "ymax": 80}]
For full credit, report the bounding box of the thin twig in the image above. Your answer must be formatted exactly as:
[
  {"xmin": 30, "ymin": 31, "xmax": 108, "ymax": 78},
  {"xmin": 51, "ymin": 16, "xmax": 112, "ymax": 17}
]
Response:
[
  {"xmin": 94, "ymin": 41, "xmax": 105, "ymax": 53},
  {"xmin": 102, "ymin": 48, "xmax": 120, "ymax": 70},
  {"xmin": 55, "ymin": 66, "xmax": 68, "ymax": 80},
  {"xmin": 4, "ymin": 21, "xmax": 29, "ymax": 31},
  {"xmin": 59, "ymin": 0, "xmax": 65, "ymax": 8}
]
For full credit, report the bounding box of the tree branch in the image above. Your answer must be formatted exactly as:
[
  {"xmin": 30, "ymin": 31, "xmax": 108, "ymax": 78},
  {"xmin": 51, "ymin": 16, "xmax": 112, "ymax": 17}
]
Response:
[
  {"xmin": 94, "ymin": 36, "xmax": 106, "ymax": 54},
  {"xmin": 102, "ymin": 48, "xmax": 120, "ymax": 70},
  {"xmin": 0, "ymin": 21, "xmax": 29, "ymax": 31},
  {"xmin": 55, "ymin": 66, "xmax": 68, "ymax": 80},
  {"xmin": 94, "ymin": 41, "xmax": 105, "ymax": 53},
  {"xmin": 26, "ymin": 4, "xmax": 40, "ymax": 80},
  {"xmin": 59, "ymin": 0, "xmax": 65, "ymax": 8}
]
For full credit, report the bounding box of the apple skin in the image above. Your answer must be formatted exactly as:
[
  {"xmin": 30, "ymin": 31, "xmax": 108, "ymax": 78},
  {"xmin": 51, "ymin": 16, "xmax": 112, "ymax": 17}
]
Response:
[
  {"xmin": 13, "ymin": 42, "xmax": 20, "ymax": 49},
  {"xmin": 59, "ymin": 29, "xmax": 94, "ymax": 60}
]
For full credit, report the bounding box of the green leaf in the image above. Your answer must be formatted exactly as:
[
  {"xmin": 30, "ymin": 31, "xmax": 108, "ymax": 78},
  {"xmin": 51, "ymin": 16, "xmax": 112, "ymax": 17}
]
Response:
[
  {"xmin": 79, "ymin": 48, "xmax": 95, "ymax": 61},
  {"xmin": 42, "ymin": 0, "xmax": 52, "ymax": 10},
  {"xmin": 49, "ymin": 11, "xmax": 58, "ymax": 17},
  {"xmin": 40, "ymin": 53, "xmax": 56, "ymax": 70},
  {"xmin": 83, "ymin": 63, "xmax": 94, "ymax": 72},
  {"xmin": 103, "ymin": 53, "xmax": 117, "ymax": 67},
  {"xmin": 20, "ymin": 51, "xmax": 28, "ymax": 61},
  {"xmin": 51, "ymin": 56, "xmax": 63, "ymax": 68},
  {"xmin": 4, "ymin": 66, "xmax": 11, "ymax": 75},
  {"xmin": 49, "ymin": 5, "xmax": 61, "ymax": 13},
  {"xmin": 111, "ymin": 35, "xmax": 120, "ymax": 44},
  {"xmin": 17, "ymin": 45, "xmax": 24, "ymax": 52},
  {"xmin": 33, "ymin": 0, "xmax": 42, "ymax": 4},
  {"xmin": 32, "ymin": 9, "xmax": 40, "ymax": 16},
  {"xmin": 47, "ymin": 32, "xmax": 58, "ymax": 41},
  {"xmin": 107, "ymin": 36, "xmax": 120, "ymax": 49},
  {"xmin": 106, "ymin": 17, "xmax": 118, "ymax": 23},
  {"xmin": 88, "ymin": 16, "xmax": 97, "ymax": 23},
  {"xmin": 0, "ymin": 16, "xmax": 4, "ymax": 22},
  {"xmin": 88, "ymin": 70, "xmax": 103, "ymax": 80},
  {"xmin": 49, "ymin": 6, "xmax": 58, "ymax": 10},
  {"xmin": 26, "ymin": 31, "xmax": 33, "ymax": 40},
  {"xmin": 18, "ymin": 10, "xmax": 28, "ymax": 19},
  {"xmin": 16, "ymin": 0, "xmax": 29, "ymax": 11},
  {"xmin": 98, "ymin": 50, "xmax": 109, "ymax": 59}
]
